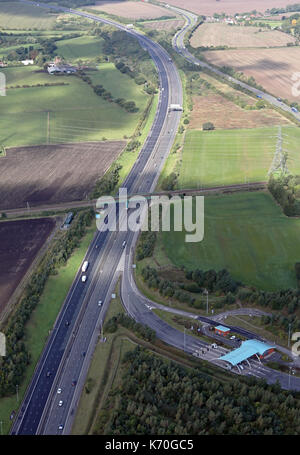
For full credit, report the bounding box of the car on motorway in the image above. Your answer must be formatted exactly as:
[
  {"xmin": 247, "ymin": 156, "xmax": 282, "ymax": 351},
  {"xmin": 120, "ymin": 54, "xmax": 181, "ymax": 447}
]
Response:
[
  {"xmin": 58, "ymin": 400, "xmax": 63, "ymax": 407},
  {"xmin": 291, "ymin": 106, "xmax": 298, "ymax": 113},
  {"xmin": 211, "ymin": 343, "xmax": 218, "ymax": 349},
  {"xmin": 122, "ymin": 241, "xmax": 126, "ymax": 248},
  {"xmin": 58, "ymin": 425, "xmax": 64, "ymax": 431},
  {"xmin": 277, "ymin": 97, "xmax": 282, "ymax": 102},
  {"xmin": 82, "ymin": 275, "xmax": 87, "ymax": 283},
  {"xmin": 46, "ymin": 371, "xmax": 51, "ymax": 378},
  {"xmin": 57, "ymin": 388, "xmax": 62, "ymax": 394},
  {"xmin": 230, "ymin": 336, "xmax": 236, "ymax": 340},
  {"xmin": 65, "ymin": 321, "xmax": 70, "ymax": 327},
  {"xmin": 257, "ymin": 94, "xmax": 262, "ymax": 99},
  {"xmin": 72, "ymin": 380, "xmax": 77, "ymax": 387},
  {"xmin": 98, "ymin": 300, "xmax": 102, "ymax": 306}
]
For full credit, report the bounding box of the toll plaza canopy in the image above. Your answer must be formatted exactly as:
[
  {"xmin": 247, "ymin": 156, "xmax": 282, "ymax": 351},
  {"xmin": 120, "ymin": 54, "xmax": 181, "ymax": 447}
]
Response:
[{"xmin": 219, "ymin": 339, "xmax": 275, "ymax": 366}]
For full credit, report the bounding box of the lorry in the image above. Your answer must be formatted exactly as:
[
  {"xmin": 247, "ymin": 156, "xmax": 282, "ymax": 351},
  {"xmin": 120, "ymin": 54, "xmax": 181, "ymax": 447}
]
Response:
[
  {"xmin": 169, "ymin": 104, "xmax": 183, "ymax": 112},
  {"xmin": 81, "ymin": 261, "xmax": 89, "ymax": 273}
]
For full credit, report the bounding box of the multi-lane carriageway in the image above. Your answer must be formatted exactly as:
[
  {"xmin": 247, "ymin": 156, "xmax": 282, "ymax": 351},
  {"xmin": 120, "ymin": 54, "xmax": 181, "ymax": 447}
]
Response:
[
  {"xmin": 12, "ymin": 0, "xmax": 300, "ymax": 435},
  {"xmin": 13, "ymin": 0, "xmax": 183, "ymax": 435}
]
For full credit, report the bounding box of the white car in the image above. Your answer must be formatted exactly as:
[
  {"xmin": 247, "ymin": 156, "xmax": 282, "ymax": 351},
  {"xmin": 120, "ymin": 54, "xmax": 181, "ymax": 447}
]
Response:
[
  {"xmin": 57, "ymin": 388, "xmax": 62, "ymax": 394},
  {"xmin": 82, "ymin": 275, "xmax": 87, "ymax": 283},
  {"xmin": 58, "ymin": 400, "xmax": 63, "ymax": 407},
  {"xmin": 98, "ymin": 300, "xmax": 102, "ymax": 306},
  {"xmin": 58, "ymin": 424, "xmax": 63, "ymax": 431},
  {"xmin": 230, "ymin": 336, "xmax": 236, "ymax": 340}
]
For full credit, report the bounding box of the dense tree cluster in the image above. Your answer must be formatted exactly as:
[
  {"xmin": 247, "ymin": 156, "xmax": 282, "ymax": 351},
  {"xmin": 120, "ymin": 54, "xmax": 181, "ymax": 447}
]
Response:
[
  {"xmin": 185, "ymin": 269, "xmax": 240, "ymax": 294},
  {"xmin": 105, "ymin": 314, "xmax": 156, "ymax": 343},
  {"xmin": 136, "ymin": 232, "xmax": 157, "ymax": 261},
  {"xmin": 268, "ymin": 173, "xmax": 300, "ymax": 216},
  {"xmin": 91, "ymin": 163, "xmax": 122, "ymax": 199},
  {"xmin": 282, "ymin": 13, "xmax": 300, "ymax": 39},
  {"xmin": 96, "ymin": 28, "xmax": 158, "ymax": 92},
  {"xmin": 0, "ymin": 209, "xmax": 94, "ymax": 397},
  {"xmin": 106, "ymin": 347, "xmax": 300, "ymax": 435},
  {"xmin": 140, "ymin": 259, "xmax": 300, "ymax": 332},
  {"xmin": 266, "ymin": 4, "xmax": 300, "ymax": 15},
  {"xmin": 141, "ymin": 266, "xmax": 196, "ymax": 306},
  {"xmin": 161, "ymin": 173, "xmax": 177, "ymax": 191}
]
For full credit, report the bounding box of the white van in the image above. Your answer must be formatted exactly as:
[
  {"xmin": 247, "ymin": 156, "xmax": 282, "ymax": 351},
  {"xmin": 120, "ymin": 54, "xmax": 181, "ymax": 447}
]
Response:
[{"xmin": 82, "ymin": 261, "xmax": 89, "ymax": 273}]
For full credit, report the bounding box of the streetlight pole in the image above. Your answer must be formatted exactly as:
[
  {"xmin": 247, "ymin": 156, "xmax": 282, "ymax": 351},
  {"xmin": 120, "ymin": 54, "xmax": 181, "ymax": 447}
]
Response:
[{"xmin": 204, "ymin": 289, "xmax": 209, "ymax": 314}]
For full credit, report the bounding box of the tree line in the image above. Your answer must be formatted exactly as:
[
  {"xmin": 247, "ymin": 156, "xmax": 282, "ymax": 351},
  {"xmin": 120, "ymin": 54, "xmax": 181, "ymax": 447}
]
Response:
[{"xmin": 0, "ymin": 209, "xmax": 94, "ymax": 397}]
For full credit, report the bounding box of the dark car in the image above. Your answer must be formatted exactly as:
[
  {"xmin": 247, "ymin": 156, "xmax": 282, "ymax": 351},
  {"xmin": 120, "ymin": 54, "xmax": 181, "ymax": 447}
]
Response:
[
  {"xmin": 72, "ymin": 380, "xmax": 77, "ymax": 387},
  {"xmin": 46, "ymin": 371, "xmax": 51, "ymax": 378}
]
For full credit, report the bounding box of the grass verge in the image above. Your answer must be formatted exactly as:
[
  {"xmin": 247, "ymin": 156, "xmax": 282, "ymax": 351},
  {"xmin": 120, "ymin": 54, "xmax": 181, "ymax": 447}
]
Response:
[{"xmin": 0, "ymin": 222, "xmax": 96, "ymax": 435}]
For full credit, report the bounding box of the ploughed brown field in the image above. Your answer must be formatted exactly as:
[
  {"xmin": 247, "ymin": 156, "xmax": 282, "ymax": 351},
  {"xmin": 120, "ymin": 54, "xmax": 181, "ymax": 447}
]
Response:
[
  {"xmin": 89, "ymin": 1, "xmax": 176, "ymax": 19},
  {"xmin": 203, "ymin": 47, "xmax": 300, "ymax": 102},
  {"xmin": 190, "ymin": 94, "xmax": 291, "ymax": 130},
  {"xmin": 191, "ymin": 23, "xmax": 295, "ymax": 48},
  {"xmin": 0, "ymin": 218, "xmax": 55, "ymax": 315},
  {"xmin": 143, "ymin": 18, "xmax": 184, "ymax": 31},
  {"xmin": 0, "ymin": 141, "xmax": 125, "ymax": 210},
  {"xmin": 160, "ymin": 0, "xmax": 300, "ymax": 15}
]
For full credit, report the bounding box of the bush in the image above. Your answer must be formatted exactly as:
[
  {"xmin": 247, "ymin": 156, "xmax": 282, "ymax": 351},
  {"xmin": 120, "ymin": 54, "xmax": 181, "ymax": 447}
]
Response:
[
  {"xmin": 202, "ymin": 122, "xmax": 215, "ymax": 131},
  {"xmin": 161, "ymin": 173, "xmax": 177, "ymax": 191}
]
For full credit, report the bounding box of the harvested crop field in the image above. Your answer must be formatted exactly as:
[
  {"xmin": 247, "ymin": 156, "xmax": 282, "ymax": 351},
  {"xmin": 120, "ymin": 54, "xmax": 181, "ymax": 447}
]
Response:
[
  {"xmin": 0, "ymin": 218, "xmax": 55, "ymax": 316},
  {"xmin": 191, "ymin": 23, "xmax": 295, "ymax": 48},
  {"xmin": 89, "ymin": 1, "xmax": 176, "ymax": 19},
  {"xmin": 0, "ymin": 141, "xmax": 125, "ymax": 210},
  {"xmin": 160, "ymin": 0, "xmax": 300, "ymax": 16},
  {"xmin": 143, "ymin": 18, "xmax": 184, "ymax": 31},
  {"xmin": 203, "ymin": 47, "xmax": 300, "ymax": 102},
  {"xmin": 190, "ymin": 94, "xmax": 291, "ymax": 129}
]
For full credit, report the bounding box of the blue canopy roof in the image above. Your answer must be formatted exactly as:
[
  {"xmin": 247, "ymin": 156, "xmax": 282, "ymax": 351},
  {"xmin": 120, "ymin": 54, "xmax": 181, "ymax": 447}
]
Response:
[{"xmin": 219, "ymin": 339, "xmax": 275, "ymax": 366}]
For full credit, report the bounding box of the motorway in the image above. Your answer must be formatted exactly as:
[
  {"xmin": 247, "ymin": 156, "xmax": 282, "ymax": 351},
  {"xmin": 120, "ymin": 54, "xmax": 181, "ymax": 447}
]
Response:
[
  {"xmin": 168, "ymin": 4, "xmax": 300, "ymax": 123},
  {"xmin": 12, "ymin": 0, "xmax": 300, "ymax": 436},
  {"xmin": 12, "ymin": 0, "xmax": 183, "ymax": 435}
]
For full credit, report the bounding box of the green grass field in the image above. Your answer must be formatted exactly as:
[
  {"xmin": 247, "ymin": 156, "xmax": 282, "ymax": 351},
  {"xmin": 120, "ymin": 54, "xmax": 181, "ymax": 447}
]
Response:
[
  {"xmin": 0, "ymin": 2, "xmax": 58, "ymax": 29},
  {"xmin": 178, "ymin": 127, "xmax": 300, "ymax": 189},
  {"xmin": 55, "ymin": 35, "xmax": 104, "ymax": 61},
  {"xmin": 161, "ymin": 191, "xmax": 300, "ymax": 291},
  {"xmin": 0, "ymin": 64, "xmax": 150, "ymax": 147}
]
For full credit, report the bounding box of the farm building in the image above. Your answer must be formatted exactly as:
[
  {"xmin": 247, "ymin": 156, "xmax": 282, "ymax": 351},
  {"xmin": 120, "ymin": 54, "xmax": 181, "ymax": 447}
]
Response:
[
  {"xmin": 214, "ymin": 325, "xmax": 230, "ymax": 336},
  {"xmin": 47, "ymin": 63, "xmax": 77, "ymax": 74}
]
